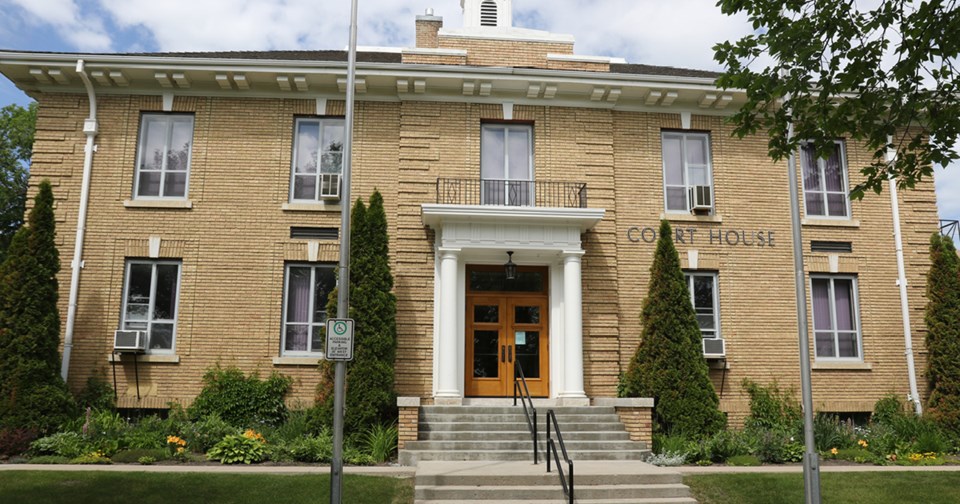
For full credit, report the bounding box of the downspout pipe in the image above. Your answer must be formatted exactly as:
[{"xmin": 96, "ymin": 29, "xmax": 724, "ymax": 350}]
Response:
[
  {"xmin": 887, "ymin": 138, "xmax": 923, "ymax": 415},
  {"xmin": 61, "ymin": 59, "xmax": 98, "ymax": 381}
]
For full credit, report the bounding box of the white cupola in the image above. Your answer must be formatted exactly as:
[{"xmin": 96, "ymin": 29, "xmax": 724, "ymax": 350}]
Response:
[{"xmin": 461, "ymin": 0, "xmax": 512, "ymax": 29}]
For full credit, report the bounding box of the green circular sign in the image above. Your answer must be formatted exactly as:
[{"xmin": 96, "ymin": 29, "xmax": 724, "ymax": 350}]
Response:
[{"xmin": 333, "ymin": 321, "xmax": 348, "ymax": 335}]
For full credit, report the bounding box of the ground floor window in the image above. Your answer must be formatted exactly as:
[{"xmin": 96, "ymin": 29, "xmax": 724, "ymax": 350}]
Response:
[
  {"xmin": 811, "ymin": 275, "xmax": 861, "ymax": 359},
  {"xmin": 121, "ymin": 260, "xmax": 181, "ymax": 352},
  {"xmin": 684, "ymin": 272, "xmax": 719, "ymax": 339},
  {"xmin": 282, "ymin": 263, "xmax": 336, "ymax": 355}
]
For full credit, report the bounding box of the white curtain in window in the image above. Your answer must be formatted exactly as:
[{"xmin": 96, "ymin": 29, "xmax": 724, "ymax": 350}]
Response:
[{"xmin": 285, "ymin": 268, "xmax": 311, "ymax": 351}]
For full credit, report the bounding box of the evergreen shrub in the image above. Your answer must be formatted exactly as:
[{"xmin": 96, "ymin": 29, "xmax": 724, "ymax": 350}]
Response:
[
  {"xmin": 925, "ymin": 234, "xmax": 960, "ymax": 434},
  {"xmin": 620, "ymin": 220, "xmax": 724, "ymax": 438}
]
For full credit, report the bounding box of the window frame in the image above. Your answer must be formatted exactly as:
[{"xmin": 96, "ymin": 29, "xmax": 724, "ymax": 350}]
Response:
[
  {"xmin": 133, "ymin": 113, "xmax": 195, "ymax": 200},
  {"xmin": 683, "ymin": 271, "xmax": 721, "ymax": 340},
  {"xmin": 661, "ymin": 130, "xmax": 714, "ymax": 214},
  {"xmin": 289, "ymin": 117, "xmax": 345, "ymax": 203},
  {"xmin": 119, "ymin": 259, "xmax": 182, "ymax": 354},
  {"xmin": 480, "ymin": 123, "xmax": 534, "ymax": 206},
  {"xmin": 800, "ymin": 139, "xmax": 851, "ymax": 219},
  {"xmin": 281, "ymin": 263, "xmax": 337, "ymax": 357},
  {"xmin": 809, "ymin": 274, "xmax": 863, "ymax": 361}
]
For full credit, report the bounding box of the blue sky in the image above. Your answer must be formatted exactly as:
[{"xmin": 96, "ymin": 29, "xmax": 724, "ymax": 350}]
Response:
[{"xmin": 0, "ymin": 0, "xmax": 955, "ymax": 221}]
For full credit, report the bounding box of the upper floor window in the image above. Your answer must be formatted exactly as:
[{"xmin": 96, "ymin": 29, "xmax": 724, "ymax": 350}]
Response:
[
  {"xmin": 481, "ymin": 124, "xmax": 533, "ymax": 206},
  {"xmin": 684, "ymin": 272, "xmax": 720, "ymax": 340},
  {"xmin": 801, "ymin": 141, "xmax": 849, "ymax": 218},
  {"xmin": 662, "ymin": 131, "xmax": 713, "ymax": 213},
  {"xmin": 135, "ymin": 114, "xmax": 194, "ymax": 199},
  {"xmin": 290, "ymin": 118, "xmax": 344, "ymax": 202},
  {"xmin": 282, "ymin": 263, "xmax": 336, "ymax": 356},
  {"xmin": 121, "ymin": 260, "xmax": 181, "ymax": 353},
  {"xmin": 811, "ymin": 275, "xmax": 862, "ymax": 360}
]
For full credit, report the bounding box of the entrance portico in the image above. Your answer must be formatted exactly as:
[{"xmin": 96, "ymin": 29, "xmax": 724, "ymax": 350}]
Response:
[{"xmin": 422, "ymin": 204, "xmax": 604, "ymax": 404}]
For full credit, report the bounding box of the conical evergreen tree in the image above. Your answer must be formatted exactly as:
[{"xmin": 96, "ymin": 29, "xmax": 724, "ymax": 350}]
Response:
[
  {"xmin": 621, "ymin": 220, "xmax": 724, "ymax": 438},
  {"xmin": 313, "ymin": 191, "xmax": 397, "ymax": 433},
  {"xmin": 0, "ymin": 180, "xmax": 76, "ymax": 433},
  {"xmin": 925, "ymin": 233, "xmax": 960, "ymax": 432}
]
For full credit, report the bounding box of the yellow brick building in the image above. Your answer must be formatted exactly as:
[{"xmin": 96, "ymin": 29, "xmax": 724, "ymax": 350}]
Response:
[{"xmin": 0, "ymin": 0, "xmax": 941, "ymax": 422}]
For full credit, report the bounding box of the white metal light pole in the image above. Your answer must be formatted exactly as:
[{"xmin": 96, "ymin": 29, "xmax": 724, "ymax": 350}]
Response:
[{"xmin": 331, "ymin": 0, "xmax": 359, "ymax": 502}]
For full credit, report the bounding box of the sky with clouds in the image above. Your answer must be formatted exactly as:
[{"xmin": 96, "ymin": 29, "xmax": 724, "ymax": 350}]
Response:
[{"xmin": 0, "ymin": 0, "xmax": 955, "ymax": 221}]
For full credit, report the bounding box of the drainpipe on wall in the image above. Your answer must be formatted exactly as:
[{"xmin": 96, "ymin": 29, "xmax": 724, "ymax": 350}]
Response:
[
  {"xmin": 887, "ymin": 139, "xmax": 923, "ymax": 415},
  {"xmin": 60, "ymin": 59, "xmax": 98, "ymax": 382}
]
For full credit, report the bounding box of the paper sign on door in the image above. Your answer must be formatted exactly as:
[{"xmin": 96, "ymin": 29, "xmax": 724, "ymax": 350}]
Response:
[{"xmin": 515, "ymin": 331, "xmax": 526, "ymax": 345}]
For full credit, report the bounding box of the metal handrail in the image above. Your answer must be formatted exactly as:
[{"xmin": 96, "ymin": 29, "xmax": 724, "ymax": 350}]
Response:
[
  {"xmin": 546, "ymin": 409, "xmax": 574, "ymax": 504},
  {"xmin": 435, "ymin": 177, "xmax": 588, "ymax": 208},
  {"xmin": 513, "ymin": 360, "xmax": 538, "ymax": 465}
]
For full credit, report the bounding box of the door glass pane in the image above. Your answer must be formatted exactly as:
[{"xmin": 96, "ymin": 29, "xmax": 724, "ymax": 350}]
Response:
[
  {"xmin": 473, "ymin": 305, "xmax": 499, "ymax": 323},
  {"xmin": 469, "ymin": 270, "xmax": 544, "ymax": 292},
  {"xmin": 515, "ymin": 330, "xmax": 539, "ymax": 378},
  {"xmin": 514, "ymin": 305, "xmax": 540, "ymax": 324},
  {"xmin": 473, "ymin": 330, "xmax": 500, "ymax": 378}
]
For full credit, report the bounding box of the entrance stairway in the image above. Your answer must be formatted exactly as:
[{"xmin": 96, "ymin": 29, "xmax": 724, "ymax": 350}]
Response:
[{"xmin": 402, "ymin": 405, "xmax": 696, "ymax": 504}]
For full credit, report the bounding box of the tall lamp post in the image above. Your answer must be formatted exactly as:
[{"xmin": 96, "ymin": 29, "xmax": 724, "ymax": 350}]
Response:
[{"xmin": 331, "ymin": 0, "xmax": 359, "ymax": 502}]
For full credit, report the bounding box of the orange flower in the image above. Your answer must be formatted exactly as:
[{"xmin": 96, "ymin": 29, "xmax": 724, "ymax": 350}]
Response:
[{"xmin": 830, "ymin": 448, "xmax": 838, "ymax": 455}]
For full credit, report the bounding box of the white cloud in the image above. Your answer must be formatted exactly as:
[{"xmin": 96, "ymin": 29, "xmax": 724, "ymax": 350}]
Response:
[{"xmin": 3, "ymin": 0, "xmax": 111, "ymax": 51}]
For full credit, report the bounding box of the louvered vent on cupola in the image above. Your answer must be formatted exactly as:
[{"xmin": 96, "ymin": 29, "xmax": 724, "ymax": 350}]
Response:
[{"xmin": 480, "ymin": 0, "xmax": 498, "ymax": 26}]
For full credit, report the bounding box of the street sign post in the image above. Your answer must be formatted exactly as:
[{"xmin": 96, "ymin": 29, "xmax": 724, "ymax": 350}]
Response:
[{"xmin": 325, "ymin": 318, "xmax": 355, "ymax": 361}]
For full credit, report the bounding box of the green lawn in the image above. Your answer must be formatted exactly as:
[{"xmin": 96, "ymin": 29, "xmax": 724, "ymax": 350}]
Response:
[
  {"xmin": 0, "ymin": 471, "xmax": 413, "ymax": 504},
  {"xmin": 686, "ymin": 471, "xmax": 960, "ymax": 504}
]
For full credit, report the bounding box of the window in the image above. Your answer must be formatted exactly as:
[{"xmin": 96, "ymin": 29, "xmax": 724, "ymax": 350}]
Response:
[
  {"xmin": 811, "ymin": 275, "xmax": 862, "ymax": 359},
  {"xmin": 290, "ymin": 118, "xmax": 344, "ymax": 201},
  {"xmin": 684, "ymin": 272, "xmax": 720, "ymax": 339},
  {"xmin": 662, "ymin": 131, "xmax": 713, "ymax": 213},
  {"xmin": 801, "ymin": 141, "xmax": 849, "ymax": 218},
  {"xmin": 135, "ymin": 114, "xmax": 194, "ymax": 199},
  {"xmin": 481, "ymin": 124, "xmax": 533, "ymax": 206},
  {"xmin": 120, "ymin": 260, "xmax": 181, "ymax": 353},
  {"xmin": 282, "ymin": 264, "xmax": 336, "ymax": 355}
]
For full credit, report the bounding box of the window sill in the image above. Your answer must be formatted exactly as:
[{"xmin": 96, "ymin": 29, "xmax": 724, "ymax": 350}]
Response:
[
  {"xmin": 272, "ymin": 356, "xmax": 322, "ymax": 366},
  {"xmin": 107, "ymin": 353, "xmax": 180, "ymax": 364},
  {"xmin": 812, "ymin": 361, "xmax": 872, "ymax": 371},
  {"xmin": 660, "ymin": 212, "xmax": 722, "ymax": 224},
  {"xmin": 124, "ymin": 199, "xmax": 193, "ymax": 209},
  {"xmin": 282, "ymin": 202, "xmax": 342, "ymax": 212},
  {"xmin": 801, "ymin": 218, "xmax": 860, "ymax": 228}
]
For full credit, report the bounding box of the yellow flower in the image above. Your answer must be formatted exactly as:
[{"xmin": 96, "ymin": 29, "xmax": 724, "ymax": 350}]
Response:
[
  {"xmin": 243, "ymin": 429, "xmax": 267, "ymax": 444},
  {"xmin": 858, "ymin": 439, "xmax": 868, "ymax": 448},
  {"xmin": 830, "ymin": 448, "xmax": 838, "ymax": 455},
  {"xmin": 176, "ymin": 447, "xmax": 185, "ymax": 454},
  {"xmin": 167, "ymin": 435, "xmax": 186, "ymax": 447}
]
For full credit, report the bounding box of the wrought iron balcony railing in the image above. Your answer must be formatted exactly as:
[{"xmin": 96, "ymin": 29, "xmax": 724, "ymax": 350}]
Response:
[
  {"xmin": 942, "ymin": 219, "xmax": 959, "ymax": 244},
  {"xmin": 436, "ymin": 178, "xmax": 587, "ymax": 208}
]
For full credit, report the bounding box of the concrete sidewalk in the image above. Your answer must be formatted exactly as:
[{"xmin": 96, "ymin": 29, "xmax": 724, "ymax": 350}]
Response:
[
  {"xmin": 0, "ymin": 463, "xmax": 416, "ymax": 477},
  {"xmin": 679, "ymin": 463, "xmax": 960, "ymax": 474}
]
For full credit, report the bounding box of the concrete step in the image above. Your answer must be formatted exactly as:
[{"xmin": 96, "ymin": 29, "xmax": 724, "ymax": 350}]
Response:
[
  {"xmin": 422, "ymin": 406, "xmax": 616, "ymax": 415},
  {"xmin": 420, "ymin": 413, "xmax": 622, "ymax": 423},
  {"xmin": 405, "ymin": 439, "xmax": 645, "ymax": 452},
  {"xmin": 415, "ymin": 471, "xmax": 682, "ymax": 487},
  {"xmin": 420, "ymin": 421, "xmax": 626, "ymax": 432},
  {"xmin": 415, "ymin": 498, "xmax": 697, "ymax": 504},
  {"xmin": 400, "ymin": 448, "xmax": 650, "ymax": 465},
  {"xmin": 420, "ymin": 430, "xmax": 631, "ymax": 441},
  {"xmin": 415, "ymin": 483, "xmax": 690, "ymax": 501}
]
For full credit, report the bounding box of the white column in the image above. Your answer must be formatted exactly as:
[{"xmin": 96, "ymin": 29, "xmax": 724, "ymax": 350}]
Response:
[
  {"xmin": 559, "ymin": 250, "xmax": 587, "ymax": 402},
  {"xmin": 435, "ymin": 248, "xmax": 462, "ymax": 402}
]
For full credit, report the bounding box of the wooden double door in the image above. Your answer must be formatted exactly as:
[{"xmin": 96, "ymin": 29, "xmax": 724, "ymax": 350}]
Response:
[{"xmin": 465, "ymin": 266, "xmax": 549, "ymax": 397}]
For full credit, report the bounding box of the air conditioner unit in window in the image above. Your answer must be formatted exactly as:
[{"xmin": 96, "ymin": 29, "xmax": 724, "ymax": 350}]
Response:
[
  {"xmin": 702, "ymin": 338, "xmax": 726, "ymax": 359},
  {"xmin": 319, "ymin": 173, "xmax": 341, "ymax": 200},
  {"xmin": 688, "ymin": 185, "xmax": 713, "ymax": 213},
  {"xmin": 114, "ymin": 330, "xmax": 147, "ymax": 353}
]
